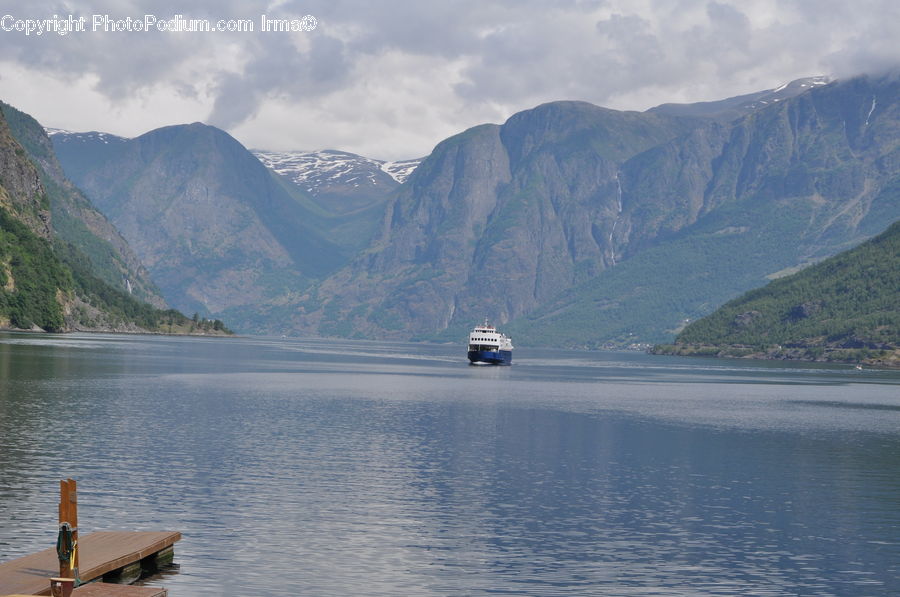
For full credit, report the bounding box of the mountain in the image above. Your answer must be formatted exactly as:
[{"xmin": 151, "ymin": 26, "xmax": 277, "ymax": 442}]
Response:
[
  {"xmin": 252, "ymin": 149, "xmax": 421, "ymax": 202},
  {"xmin": 50, "ymin": 123, "xmax": 355, "ymax": 327},
  {"xmin": 286, "ymin": 103, "xmax": 702, "ymax": 338},
  {"xmin": 46, "ymin": 74, "xmax": 900, "ymax": 343},
  {"xmin": 381, "ymin": 158, "xmax": 423, "ymax": 184},
  {"xmin": 253, "ymin": 149, "xmax": 398, "ymax": 216},
  {"xmin": 44, "ymin": 129, "xmax": 130, "ymax": 181},
  {"xmin": 511, "ymin": 73, "xmax": 900, "ymax": 346},
  {"xmin": 2, "ymin": 107, "xmax": 165, "ymax": 307},
  {"xmin": 279, "ymin": 73, "xmax": 900, "ymax": 344},
  {"xmin": 0, "ymin": 103, "xmax": 228, "ymax": 334},
  {"xmin": 649, "ymin": 76, "xmax": 831, "ymax": 121},
  {"xmin": 252, "ymin": 149, "xmax": 421, "ymax": 253},
  {"xmin": 49, "ymin": 128, "xmax": 424, "ymax": 329},
  {"xmin": 654, "ymin": 220, "xmax": 899, "ymax": 366}
]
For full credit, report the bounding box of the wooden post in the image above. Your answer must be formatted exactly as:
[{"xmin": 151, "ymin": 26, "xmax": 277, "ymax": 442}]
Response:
[{"xmin": 58, "ymin": 478, "xmax": 79, "ymax": 579}]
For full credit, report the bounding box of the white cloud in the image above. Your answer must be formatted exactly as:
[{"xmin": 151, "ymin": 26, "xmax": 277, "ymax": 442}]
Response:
[
  {"xmin": 0, "ymin": 61, "xmax": 215, "ymax": 135},
  {"xmin": 0, "ymin": 0, "xmax": 898, "ymax": 160}
]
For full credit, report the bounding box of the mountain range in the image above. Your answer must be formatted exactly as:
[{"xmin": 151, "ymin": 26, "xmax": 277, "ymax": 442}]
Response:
[
  {"xmin": 288, "ymin": 74, "xmax": 900, "ymax": 344},
  {"xmin": 6, "ymin": 107, "xmax": 164, "ymax": 307},
  {"xmin": 649, "ymin": 75, "xmax": 831, "ymax": 120},
  {"xmin": 45, "ymin": 74, "xmax": 900, "ymax": 345},
  {"xmin": 508, "ymin": 74, "xmax": 899, "ymax": 346},
  {"xmin": 48, "ymin": 128, "xmax": 421, "ymax": 330},
  {"xmin": 252, "ymin": 149, "xmax": 419, "ymax": 190},
  {"xmin": 0, "ymin": 102, "xmax": 228, "ymax": 334}
]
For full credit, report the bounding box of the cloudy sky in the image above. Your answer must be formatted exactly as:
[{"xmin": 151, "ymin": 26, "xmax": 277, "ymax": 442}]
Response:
[{"xmin": 1, "ymin": 0, "xmax": 897, "ymax": 160}]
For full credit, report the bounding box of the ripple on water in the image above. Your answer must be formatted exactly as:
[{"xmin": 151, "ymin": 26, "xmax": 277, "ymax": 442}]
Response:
[{"xmin": 0, "ymin": 334, "xmax": 898, "ymax": 595}]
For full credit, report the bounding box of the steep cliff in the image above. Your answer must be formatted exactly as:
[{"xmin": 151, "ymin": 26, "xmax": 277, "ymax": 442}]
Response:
[
  {"xmin": 0, "ymin": 105, "xmax": 228, "ymax": 334},
  {"xmin": 0, "ymin": 108, "xmax": 50, "ymax": 239},
  {"xmin": 288, "ymin": 75, "xmax": 899, "ymax": 343},
  {"xmin": 0, "ymin": 106, "xmax": 66, "ymax": 330},
  {"xmin": 285, "ymin": 103, "xmax": 700, "ymax": 338},
  {"xmin": 56, "ymin": 123, "xmax": 345, "ymax": 325},
  {"xmin": 1, "ymin": 103, "xmax": 165, "ymax": 308},
  {"xmin": 515, "ymin": 73, "xmax": 900, "ymax": 346},
  {"xmin": 46, "ymin": 74, "xmax": 900, "ymax": 343}
]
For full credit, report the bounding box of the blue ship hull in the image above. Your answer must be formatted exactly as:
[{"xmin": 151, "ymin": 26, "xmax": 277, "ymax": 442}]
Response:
[{"xmin": 468, "ymin": 349, "xmax": 512, "ymax": 365}]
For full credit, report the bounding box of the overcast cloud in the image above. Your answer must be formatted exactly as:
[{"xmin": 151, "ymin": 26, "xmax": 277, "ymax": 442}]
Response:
[{"xmin": 0, "ymin": 0, "xmax": 898, "ymax": 159}]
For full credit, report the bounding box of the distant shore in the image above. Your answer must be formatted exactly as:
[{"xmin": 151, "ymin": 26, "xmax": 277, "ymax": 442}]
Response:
[
  {"xmin": 651, "ymin": 343, "xmax": 900, "ymax": 369},
  {"xmin": 0, "ymin": 323, "xmax": 234, "ymax": 337}
]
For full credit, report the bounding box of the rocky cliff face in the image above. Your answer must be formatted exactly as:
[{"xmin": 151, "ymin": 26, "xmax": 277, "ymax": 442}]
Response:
[
  {"xmin": 0, "ymin": 109, "xmax": 50, "ymax": 239},
  {"xmin": 57, "ymin": 123, "xmax": 346, "ymax": 321},
  {"xmin": 0, "ymin": 105, "xmax": 236, "ymax": 334},
  {"xmin": 515, "ymin": 73, "xmax": 900, "ymax": 345},
  {"xmin": 294, "ymin": 103, "xmax": 700, "ymax": 337},
  {"xmin": 45, "ymin": 74, "xmax": 900, "ymax": 343},
  {"xmin": 318, "ymin": 123, "xmax": 514, "ymax": 335},
  {"xmin": 619, "ymin": 72, "xmax": 900, "ymax": 255},
  {"xmin": 2, "ymin": 105, "xmax": 165, "ymax": 307},
  {"xmin": 0, "ymin": 113, "xmax": 61, "ymax": 331},
  {"xmin": 292, "ymin": 75, "xmax": 900, "ymax": 343},
  {"xmin": 0, "ymin": 108, "xmax": 81, "ymax": 331}
]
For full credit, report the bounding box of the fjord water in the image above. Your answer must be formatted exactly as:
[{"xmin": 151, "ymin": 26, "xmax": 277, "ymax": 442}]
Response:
[{"xmin": 1, "ymin": 334, "xmax": 898, "ymax": 596}]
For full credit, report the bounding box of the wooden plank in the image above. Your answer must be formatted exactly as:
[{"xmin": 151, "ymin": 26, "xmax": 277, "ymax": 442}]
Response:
[
  {"xmin": 0, "ymin": 532, "xmax": 180, "ymax": 597},
  {"xmin": 72, "ymin": 583, "xmax": 167, "ymax": 597},
  {"xmin": 1, "ymin": 585, "xmax": 167, "ymax": 597}
]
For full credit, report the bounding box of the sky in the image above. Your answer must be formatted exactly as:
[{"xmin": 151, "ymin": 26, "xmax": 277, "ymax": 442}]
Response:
[{"xmin": 0, "ymin": 0, "xmax": 898, "ymax": 161}]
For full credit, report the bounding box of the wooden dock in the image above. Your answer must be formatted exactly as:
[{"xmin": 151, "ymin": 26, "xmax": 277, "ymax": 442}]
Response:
[
  {"xmin": 73, "ymin": 583, "xmax": 167, "ymax": 597},
  {"xmin": 4, "ymin": 584, "xmax": 168, "ymax": 597},
  {"xmin": 0, "ymin": 531, "xmax": 180, "ymax": 597}
]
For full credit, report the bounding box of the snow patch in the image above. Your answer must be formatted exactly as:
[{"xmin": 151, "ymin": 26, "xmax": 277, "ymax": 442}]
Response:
[
  {"xmin": 44, "ymin": 128, "xmax": 129, "ymax": 144},
  {"xmin": 44, "ymin": 127, "xmax": 76, "ymax": 136},
  {"xmin": 253, "ymin": 149, "xmax": 422, "ymax": 194},
  {"xmin": 381, "ymin": 159, "xmax": 422, "ymax": 184}
]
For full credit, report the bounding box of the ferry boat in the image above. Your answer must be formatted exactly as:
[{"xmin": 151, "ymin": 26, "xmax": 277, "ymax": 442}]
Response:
[{"xmin": 467, "ymin": 321, "xmax": 513, "ymax": 365}]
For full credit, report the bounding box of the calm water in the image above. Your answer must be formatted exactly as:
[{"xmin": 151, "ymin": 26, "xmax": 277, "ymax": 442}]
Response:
[{"xmin": 0, "ymin": 333, "xmax": 898, "ymax": 596}]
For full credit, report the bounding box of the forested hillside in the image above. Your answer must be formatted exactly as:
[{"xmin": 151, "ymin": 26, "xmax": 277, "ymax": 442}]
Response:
[
  {"xmin": 0, "ymin": 103, "xmax": 230, "ymax": 335},
  {"xmin": 1, "ymin": 102, "xmax": 165, "ymax": 307},
  {"xmin": 655, "ymin": 221, "xmax": 899, "ymax": 366}
]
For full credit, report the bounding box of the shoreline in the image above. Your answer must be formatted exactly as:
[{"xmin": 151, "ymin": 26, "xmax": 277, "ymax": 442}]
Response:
[
  {"xmin": 651, "ymin": 343, "xmax": 900, "ymax": 369},
  {"xmin": 0, "ymin": 324, "xmax": 235, "ymax": 338}
]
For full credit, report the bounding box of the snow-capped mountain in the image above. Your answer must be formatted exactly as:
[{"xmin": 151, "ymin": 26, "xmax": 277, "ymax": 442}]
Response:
[
  {"xmin": 738, "ymin": 76, "xmax": 831, "ymax": 112},
  {"xmin": 46, "ymin": 128, "xmax": 128, "ymax": 145},
  {"xmin": 47, "ymin": 127, "xmax": 423, "ymax": 215},
  {"xmin": 649, "ymin": 76, "xmax": 832, "ymax": 120},
  {"xmin": 380, "ymin": 158, "xmax": 422, "ymax": 184},
  {"xmin": 46, "ymin": 128, "xmax": 422, "ymax": 192},
  {"xmin": 252, "ymin": 149, "xmax": 422, "ymax": 197}
]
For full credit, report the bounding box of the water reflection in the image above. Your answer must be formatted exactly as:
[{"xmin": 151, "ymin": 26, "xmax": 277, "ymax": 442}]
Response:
[{"xmin": 0, "ymin": 333, "xmax": 898, "ymax": 596}]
